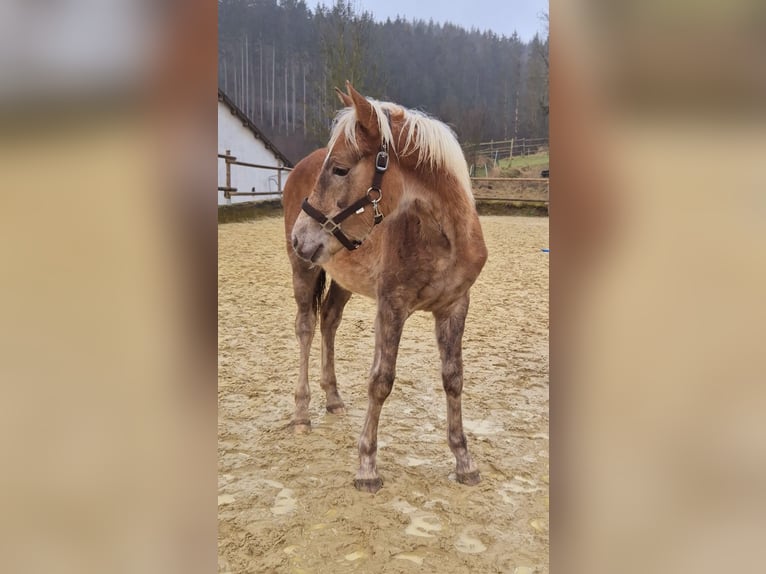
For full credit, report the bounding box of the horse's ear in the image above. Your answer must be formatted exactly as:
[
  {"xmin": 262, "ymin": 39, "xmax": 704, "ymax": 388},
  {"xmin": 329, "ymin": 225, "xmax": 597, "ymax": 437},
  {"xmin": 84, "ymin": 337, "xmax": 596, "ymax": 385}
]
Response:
[
  {"xmin": 335, "ymin": 87, "xmax": 353, "ymax": 108},
  {"xmin": 346, "ymin": 81, "xmax": 379, "ymax": 140}
]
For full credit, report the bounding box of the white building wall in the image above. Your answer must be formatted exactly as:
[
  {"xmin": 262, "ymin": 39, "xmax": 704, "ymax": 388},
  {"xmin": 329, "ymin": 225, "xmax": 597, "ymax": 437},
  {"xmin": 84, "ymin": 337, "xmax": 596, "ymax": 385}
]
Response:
[{"xmin": 218, "ymin": 101, "xmax": 290, "ymax": 205}]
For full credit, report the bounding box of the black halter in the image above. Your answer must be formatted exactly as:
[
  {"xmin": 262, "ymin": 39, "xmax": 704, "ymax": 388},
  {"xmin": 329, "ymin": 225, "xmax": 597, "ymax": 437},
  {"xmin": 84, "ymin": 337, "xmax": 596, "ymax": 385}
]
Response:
[{"xmin": 301, "ymin": 118, "xmax": 390, "ymax": 251}]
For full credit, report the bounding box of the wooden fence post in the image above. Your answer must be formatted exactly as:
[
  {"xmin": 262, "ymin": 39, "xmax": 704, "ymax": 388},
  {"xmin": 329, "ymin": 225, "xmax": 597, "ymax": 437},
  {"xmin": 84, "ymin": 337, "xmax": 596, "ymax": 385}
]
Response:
[{"xmin": 225, "ymin": 149, "xmax": 233, "ymax": 204}]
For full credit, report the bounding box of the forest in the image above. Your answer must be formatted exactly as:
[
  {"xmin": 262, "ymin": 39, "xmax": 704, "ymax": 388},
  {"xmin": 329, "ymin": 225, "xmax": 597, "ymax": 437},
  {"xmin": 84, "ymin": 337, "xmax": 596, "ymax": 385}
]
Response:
[{"xmin": 218, "ymin": 0, "xmax": 549, "ymax": 163}]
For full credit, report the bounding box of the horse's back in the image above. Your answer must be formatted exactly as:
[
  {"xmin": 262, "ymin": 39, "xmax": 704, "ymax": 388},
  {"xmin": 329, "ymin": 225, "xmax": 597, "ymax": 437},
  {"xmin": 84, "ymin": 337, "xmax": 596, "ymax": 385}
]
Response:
[{"xmin": 283, "ymin": 148, "xmax": 326, "ymax": 245}]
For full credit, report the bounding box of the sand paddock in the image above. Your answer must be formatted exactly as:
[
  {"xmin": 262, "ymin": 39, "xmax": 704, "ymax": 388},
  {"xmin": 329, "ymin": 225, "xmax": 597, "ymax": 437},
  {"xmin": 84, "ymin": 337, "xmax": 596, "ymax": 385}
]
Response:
[{"xmin": 218, "ymin": 215, "xmax": 549, "ymax": 573}]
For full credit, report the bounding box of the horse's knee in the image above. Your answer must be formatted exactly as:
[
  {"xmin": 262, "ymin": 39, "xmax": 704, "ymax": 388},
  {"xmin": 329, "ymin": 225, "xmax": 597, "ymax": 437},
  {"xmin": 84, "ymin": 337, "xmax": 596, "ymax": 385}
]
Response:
[
  {"xmin": 370, "ymin": 368, "xmax": 395, "ymax": 402},
  {"xmin": 442, "ymin": 370, "xmax": 463, "ymax": 398},
  {"xmin": 295, "ymin": 302, "xmax": 313, "ymax": 321},
  {"xmin": 295, "ymin": 306, "xmax": 316, "ymax": 337}
]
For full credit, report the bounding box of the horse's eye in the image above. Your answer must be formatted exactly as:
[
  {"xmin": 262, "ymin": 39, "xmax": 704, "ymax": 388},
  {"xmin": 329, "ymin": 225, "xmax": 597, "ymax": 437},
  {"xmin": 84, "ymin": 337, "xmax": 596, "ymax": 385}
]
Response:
[{"xmin": 332, "ymin": 166, "xmax": 350, "ymax": 177}]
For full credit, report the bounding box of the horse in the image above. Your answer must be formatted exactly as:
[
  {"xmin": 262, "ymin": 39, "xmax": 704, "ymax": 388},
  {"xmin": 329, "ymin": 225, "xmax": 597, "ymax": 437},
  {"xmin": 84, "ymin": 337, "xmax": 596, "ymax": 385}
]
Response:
[{"xmin": 283, "ymin": 82, "xmax": 488, "ymax": 493}]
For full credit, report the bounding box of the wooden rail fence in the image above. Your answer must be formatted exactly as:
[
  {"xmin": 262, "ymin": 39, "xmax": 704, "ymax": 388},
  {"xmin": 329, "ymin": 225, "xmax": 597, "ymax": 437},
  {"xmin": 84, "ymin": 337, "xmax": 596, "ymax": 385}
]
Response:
[
  {"xmin": 470, "ymin": 176, "xmax": 549, "ymax": 205},
  {"xmin": 218, "ymin": 150, "xmax": 292, "ymax": 201},
  {"xmin": 219, "ymin": 152, "xmax": 548, "ymax": 207}
]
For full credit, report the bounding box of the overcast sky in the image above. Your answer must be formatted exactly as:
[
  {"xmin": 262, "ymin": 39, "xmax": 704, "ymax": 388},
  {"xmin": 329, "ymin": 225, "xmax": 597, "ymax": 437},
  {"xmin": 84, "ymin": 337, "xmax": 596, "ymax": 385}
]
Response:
[{"xmin": 307, "ymin": 0, "xmax": 549, "ymax": 41}]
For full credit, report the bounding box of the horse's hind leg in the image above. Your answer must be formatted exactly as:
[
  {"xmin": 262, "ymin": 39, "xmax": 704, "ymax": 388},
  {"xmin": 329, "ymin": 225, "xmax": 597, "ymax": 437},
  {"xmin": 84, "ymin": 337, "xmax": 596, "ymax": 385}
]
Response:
[
  {"xmin": 290, "ymin": 260, "xmax": 324, "ymax": 433},
  {"xmin": 320, "ymin": 280, "xmax": 352, "ymax": 414},
  {"xmin": 434, "ymin": 293, "xmax": 480, "ymax": 485}
]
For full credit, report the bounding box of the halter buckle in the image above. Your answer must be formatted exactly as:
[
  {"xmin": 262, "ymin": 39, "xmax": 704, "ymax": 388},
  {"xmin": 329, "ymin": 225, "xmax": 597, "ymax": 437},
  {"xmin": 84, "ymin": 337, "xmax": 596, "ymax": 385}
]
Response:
[{"xmin": 375, "ymin": 151, "xmax": 389, "ymax": 172}]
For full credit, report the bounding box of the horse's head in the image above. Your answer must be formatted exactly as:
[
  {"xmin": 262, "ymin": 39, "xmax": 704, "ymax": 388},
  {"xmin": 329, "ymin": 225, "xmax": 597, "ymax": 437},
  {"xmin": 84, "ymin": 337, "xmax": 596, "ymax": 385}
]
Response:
[{"xmin": 291, "ymin": 82, "xmax": 399, "ymax": 264}]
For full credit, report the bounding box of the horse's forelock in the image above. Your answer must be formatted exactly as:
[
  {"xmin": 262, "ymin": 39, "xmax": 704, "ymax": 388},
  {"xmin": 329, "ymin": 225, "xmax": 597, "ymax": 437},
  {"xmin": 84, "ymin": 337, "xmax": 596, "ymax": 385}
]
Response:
[
  {"xmin": 326, "ymin": 100, "xmax": 396, "ymax": 159},
  {"xmin": 326, "ymin": 98, "xmax": 473, "ymax": 203}
]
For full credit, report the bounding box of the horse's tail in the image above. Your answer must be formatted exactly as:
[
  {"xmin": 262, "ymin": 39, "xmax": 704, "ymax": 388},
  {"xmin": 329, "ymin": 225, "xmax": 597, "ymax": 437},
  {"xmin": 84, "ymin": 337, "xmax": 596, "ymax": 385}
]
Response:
[{"xmin": 313, "ymin": 269, "xmax": 326, "ymax": 314}]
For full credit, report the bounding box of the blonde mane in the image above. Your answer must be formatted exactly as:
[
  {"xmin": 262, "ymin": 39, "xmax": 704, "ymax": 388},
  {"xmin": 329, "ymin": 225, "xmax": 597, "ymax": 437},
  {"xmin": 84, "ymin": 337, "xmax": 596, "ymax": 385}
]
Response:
[{"xmin": 327, "ymin": 98, "xmax": 474, "ymax": 203}]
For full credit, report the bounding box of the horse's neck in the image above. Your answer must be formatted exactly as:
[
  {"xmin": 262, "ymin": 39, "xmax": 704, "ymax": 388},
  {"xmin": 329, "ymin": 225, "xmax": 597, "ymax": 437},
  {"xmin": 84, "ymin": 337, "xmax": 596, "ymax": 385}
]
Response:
[{"xmin": 395, "ymin": 172, "xmax": 475, "ymax": 233}]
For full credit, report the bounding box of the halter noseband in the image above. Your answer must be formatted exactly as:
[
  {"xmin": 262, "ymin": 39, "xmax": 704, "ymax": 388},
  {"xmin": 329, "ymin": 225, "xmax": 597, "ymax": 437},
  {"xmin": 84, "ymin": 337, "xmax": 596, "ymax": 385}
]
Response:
[{"xmin": 301, "ymin": 114, "xmax": 390, "ymax": 251}]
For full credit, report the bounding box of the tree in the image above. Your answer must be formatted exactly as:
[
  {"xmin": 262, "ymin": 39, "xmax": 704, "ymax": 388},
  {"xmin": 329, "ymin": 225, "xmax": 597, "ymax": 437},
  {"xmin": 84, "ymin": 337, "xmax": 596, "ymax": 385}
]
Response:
[
  {"xmin": 217, "ymin": 0, "xmax": 549, "ymax": 162},
  {"xmin": 308, "ymin": 1, "xmax": 381, "ymax": 144}
]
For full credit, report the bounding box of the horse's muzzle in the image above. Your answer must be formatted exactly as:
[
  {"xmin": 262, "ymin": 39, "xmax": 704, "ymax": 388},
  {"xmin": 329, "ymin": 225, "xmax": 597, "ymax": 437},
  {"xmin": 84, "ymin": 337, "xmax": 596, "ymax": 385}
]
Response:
[{"xmin": 291, "ymin": 226, "xmax": 328, "ymax": 264}]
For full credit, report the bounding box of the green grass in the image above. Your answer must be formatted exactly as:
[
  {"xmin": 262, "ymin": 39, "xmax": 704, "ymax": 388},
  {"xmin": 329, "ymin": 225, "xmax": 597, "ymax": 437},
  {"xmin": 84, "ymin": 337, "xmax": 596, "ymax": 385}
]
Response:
[{"xmin": 498, "ymin": 151, "xmax": 549, "ymax": 170}]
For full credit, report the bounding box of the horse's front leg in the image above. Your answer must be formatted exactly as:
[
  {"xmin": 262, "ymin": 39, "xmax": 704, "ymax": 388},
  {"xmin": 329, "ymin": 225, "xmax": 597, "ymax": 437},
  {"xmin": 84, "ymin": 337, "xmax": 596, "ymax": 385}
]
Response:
[
  {"xmin": 434, "ymin": 293, "xmax": 480, "ymax": 485},
  {"xmin": 319, "ymin": 280, "xmax": 352, "ymax": 414},
  {"xmin": 354, "ymin": 301, "xmax": 407, "ymax": 493},
  {"xmin": 290, "ymin": 264, "xmax": 322, "ymax": 434}
]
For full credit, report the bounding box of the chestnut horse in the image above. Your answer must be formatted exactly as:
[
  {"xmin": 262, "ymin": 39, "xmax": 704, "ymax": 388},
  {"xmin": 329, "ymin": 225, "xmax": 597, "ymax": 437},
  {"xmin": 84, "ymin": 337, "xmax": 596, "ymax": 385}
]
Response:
[{"xmin": 283, "ymin": 82, "xmax": 487, "ymax": 493}]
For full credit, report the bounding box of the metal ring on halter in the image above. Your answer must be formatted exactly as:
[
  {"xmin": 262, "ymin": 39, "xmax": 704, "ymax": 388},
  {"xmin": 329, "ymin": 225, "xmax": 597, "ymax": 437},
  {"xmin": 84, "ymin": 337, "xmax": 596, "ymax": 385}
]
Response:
[{"xmin": 366, "ymin": 187, "xmax": 382, "ymax": 203}]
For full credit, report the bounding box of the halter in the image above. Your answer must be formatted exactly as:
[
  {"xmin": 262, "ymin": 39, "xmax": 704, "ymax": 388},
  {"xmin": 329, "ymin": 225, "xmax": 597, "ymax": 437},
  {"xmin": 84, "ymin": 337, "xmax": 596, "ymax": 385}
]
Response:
[{"xmin": 301, "ymin": 114, "xmax": 390, "ymax": 251}]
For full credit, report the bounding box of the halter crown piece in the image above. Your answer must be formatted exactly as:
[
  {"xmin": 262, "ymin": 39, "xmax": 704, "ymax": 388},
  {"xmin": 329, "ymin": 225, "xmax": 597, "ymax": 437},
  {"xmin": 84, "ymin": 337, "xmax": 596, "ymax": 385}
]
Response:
[{"xmin": 301, "ymin": 111, "xmax": 391, "ymax": 251}]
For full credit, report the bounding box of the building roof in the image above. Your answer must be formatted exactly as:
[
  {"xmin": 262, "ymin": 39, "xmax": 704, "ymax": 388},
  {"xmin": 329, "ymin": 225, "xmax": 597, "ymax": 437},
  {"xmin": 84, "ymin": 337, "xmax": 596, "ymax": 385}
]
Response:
[{"xmin": 218, "ymin": 89, "xmax": 293, "ymax": 168}]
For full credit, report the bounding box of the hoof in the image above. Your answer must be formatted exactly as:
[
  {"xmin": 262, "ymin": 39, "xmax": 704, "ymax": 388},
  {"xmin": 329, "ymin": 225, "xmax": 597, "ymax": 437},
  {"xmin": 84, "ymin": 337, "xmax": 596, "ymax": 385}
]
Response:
[
  {"xmin": 456, "ymin": 470, "xmax": 481, "ymax": 486},
  {"xmin": 293, "ymin": 420, "xmax": 311, "ymax": 434},
  {"xmin": 354, "ymin": 477, "xmax": 383, "ymax": 493},
  {"xmin": 326, "ymin": 404, "xmax": 346, "ymax": 415}
]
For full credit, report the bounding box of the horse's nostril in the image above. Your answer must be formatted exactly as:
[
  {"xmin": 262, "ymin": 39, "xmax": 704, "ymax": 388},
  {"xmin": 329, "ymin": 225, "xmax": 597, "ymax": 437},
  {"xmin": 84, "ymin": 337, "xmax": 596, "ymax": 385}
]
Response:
[{"xmin": 292, "ymin": 237, "xmax": 299, "ymax": 249}]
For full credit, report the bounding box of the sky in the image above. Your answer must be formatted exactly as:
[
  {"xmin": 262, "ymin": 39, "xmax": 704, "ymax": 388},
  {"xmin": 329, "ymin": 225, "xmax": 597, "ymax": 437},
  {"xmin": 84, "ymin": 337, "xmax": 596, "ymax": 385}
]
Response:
[{"xmin": 307, "ymin": 0, "xmax": 549, "ymax": 42}]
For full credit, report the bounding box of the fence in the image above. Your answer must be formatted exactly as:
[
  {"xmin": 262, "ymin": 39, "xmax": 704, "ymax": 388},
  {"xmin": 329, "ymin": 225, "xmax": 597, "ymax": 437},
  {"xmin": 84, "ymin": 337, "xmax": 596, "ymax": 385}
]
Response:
[
  {"xmin": 464, "ymin": 137, "xmax": 549, "ymax": 172},
  {"xmin": 218, "ymin": 149, "xmax": 293, "ymax": 203},
  {"xmin": 218, "ymin": 149, "xmax": 548, "ymax": 207},
  {"xmin": 465, "ymin": 137, "xmax": 549, "ymax": 205},
  {"xmin": 470, "ymin": 176, "xmax": 549, "ymax": 205}
]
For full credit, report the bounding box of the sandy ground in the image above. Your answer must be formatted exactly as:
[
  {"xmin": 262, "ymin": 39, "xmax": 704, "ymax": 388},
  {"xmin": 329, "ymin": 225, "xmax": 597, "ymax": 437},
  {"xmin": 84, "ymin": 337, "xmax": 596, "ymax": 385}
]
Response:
[{"xmin": 218, "ymin": 215, "xmax": 549, "ymax": 573}]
